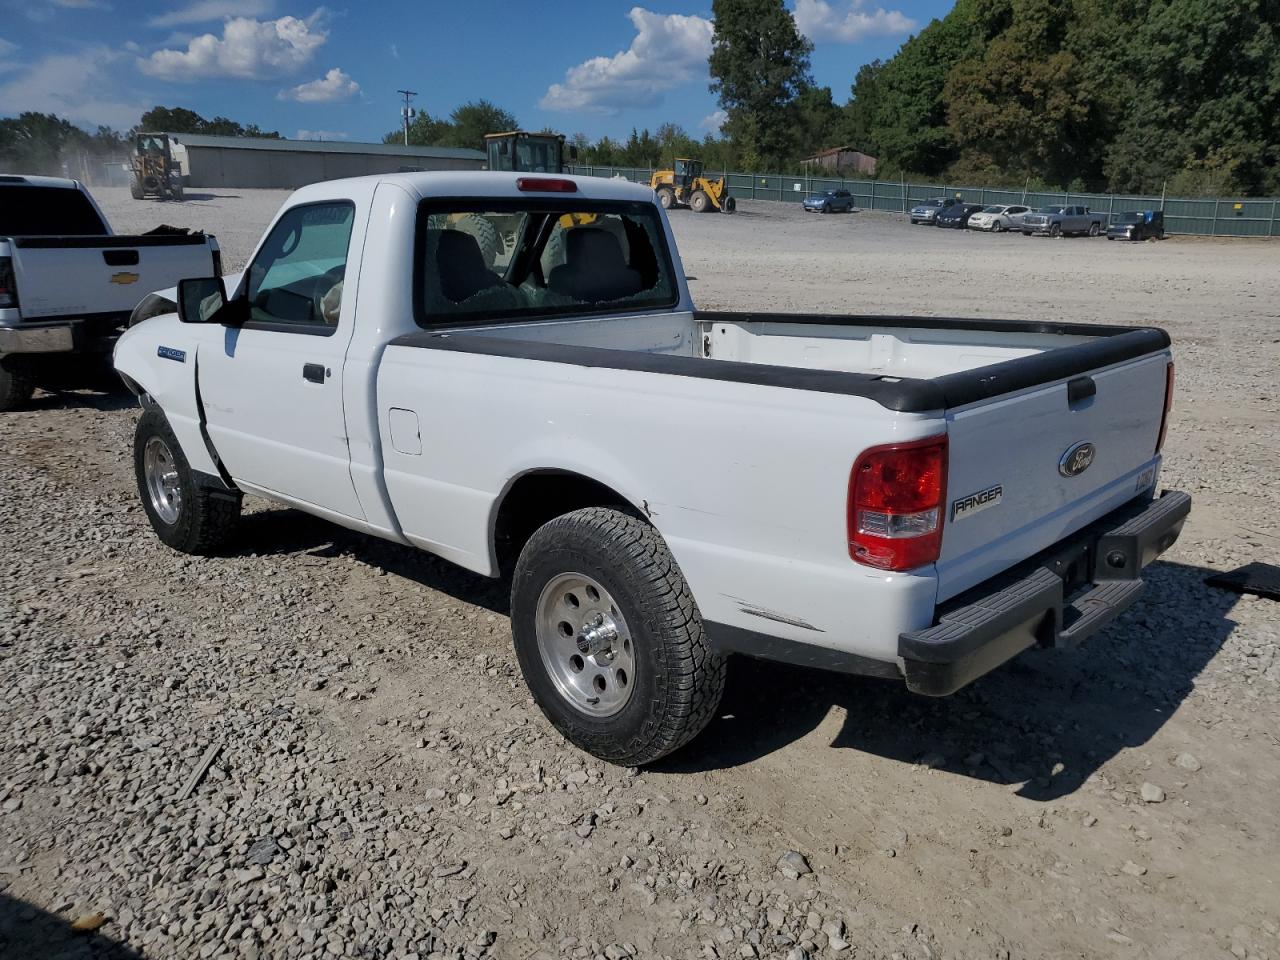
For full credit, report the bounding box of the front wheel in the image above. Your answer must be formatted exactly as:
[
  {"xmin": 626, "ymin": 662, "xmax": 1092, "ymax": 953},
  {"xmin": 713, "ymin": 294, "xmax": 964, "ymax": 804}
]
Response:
[
  {"xmin": 511, "ymin": 507, "xmax": 726, "ymax": 766},
  {"xmin": 134, "ymin": 408, "xmax": 241, "ymax": 554},
  {"xmin": 1050, "ymin": 223, "xmax": 1062, "ymax": 238},
  {"xmin": 689, "ymin": 190, "xmax": 710, "ymax": 214}
]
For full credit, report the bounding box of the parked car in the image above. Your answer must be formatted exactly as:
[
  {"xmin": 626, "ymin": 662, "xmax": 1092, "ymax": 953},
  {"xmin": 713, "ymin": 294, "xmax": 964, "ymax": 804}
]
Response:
[
  {"xmin": 908, "ymin": 197, "xmax": 960, "ymax": 224},
  {"xmin": 935, "ymin": 203, "xmax": 986, "ymax": 229},
  {"xmin": 1107, "ymin": 211, "xmax": 1165, "ymax": 241},
  {"xmin": 967, "ymin": 204, "xmax": 1032, "ymax": 232},
  {"xmin": 1021, "ymin": 205, "xmax": 1108, "ymax": 237},
  {"xmin": 0, "ymin": 175, "xmax": 220, "ymax": 410},
  {"xmin": 803, "ymin": 189, "xmax": 855, "ymax": 214},
  {"xmin": 114, "ymin": 171, "xmax": 1188, "ymax": 766}
]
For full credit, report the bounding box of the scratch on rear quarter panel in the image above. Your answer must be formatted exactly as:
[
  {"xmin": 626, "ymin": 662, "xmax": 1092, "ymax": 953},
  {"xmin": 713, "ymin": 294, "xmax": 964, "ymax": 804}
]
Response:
[{"xmin": 724, "ymin": 595, "xmax": 825, "ymax": 632}]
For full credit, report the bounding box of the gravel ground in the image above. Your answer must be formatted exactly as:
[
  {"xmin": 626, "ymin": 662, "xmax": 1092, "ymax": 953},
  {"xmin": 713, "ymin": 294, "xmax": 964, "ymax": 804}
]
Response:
[{"xmin": 1, "ymin": 188, "xmax": 1278, "ymax": 960}]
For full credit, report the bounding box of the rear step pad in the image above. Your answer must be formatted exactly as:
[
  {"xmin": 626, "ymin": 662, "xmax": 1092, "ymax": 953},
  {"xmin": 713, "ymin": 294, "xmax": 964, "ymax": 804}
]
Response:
[{"xmin": 1057, "ymin": 580, "xmax": 1145, "ymax": 648}]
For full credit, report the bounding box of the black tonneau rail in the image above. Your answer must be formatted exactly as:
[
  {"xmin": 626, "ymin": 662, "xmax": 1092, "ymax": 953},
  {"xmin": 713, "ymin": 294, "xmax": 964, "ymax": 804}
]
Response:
[
  {"xmin": 392, "ymin": 311, "xmax": 1170, "ymax": 414},
  {"xmin": 11, "ymin": 233, "xmax": 210, "ymax": 248}
]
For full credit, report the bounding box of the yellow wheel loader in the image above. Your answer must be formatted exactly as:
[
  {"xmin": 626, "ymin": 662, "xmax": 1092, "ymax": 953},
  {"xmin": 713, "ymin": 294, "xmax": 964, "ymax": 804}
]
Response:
[{"xmin": 649, "ymin": 159, "xmax": 735, "ymax": 214}]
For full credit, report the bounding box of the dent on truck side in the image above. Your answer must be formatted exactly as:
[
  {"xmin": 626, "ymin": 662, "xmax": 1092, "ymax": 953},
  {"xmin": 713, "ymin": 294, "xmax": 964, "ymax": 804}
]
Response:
[{"xmin": 113, "ymin": 316, "xmax": 221, "ymax": 478}]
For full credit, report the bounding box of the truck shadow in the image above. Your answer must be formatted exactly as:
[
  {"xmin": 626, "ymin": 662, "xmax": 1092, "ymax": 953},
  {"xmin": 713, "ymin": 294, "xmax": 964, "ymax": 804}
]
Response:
[
  {"xmin": 0, "ymin": 891, "xmax": 142, "ymax": 959},
  {"xmin": 229, "ymin": 507, "xmax": 510, "ymax": 615},
  {"xmin": 659, "ymin": 560, "xmax": 1238, "ymax": 801}
]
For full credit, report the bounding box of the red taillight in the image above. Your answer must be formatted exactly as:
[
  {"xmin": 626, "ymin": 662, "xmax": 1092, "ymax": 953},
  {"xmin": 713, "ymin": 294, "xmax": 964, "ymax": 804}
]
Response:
[
  {"xmin": 0, "ymin": 255, "xmax": 16, "ymax": 309},
  {"xmin": 516, "ymin": 177, "xmax": 577, "ymax": 193},
  {"xmin": 848, "ymin": 435, "xmax": 948, "ymax": 571},
  {"xmin": 1156, "ymin": 362, "xmax": 1174, "ymax": 453}
]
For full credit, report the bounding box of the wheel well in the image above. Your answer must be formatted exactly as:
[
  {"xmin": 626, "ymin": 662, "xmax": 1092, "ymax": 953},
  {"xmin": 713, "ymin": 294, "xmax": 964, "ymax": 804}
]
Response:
[{"xmin": 493, "ymin": 471, "xmax": 637, "ymax": 575}]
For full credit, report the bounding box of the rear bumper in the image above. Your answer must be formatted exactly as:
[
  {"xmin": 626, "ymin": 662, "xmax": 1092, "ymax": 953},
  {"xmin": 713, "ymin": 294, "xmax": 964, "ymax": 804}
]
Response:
[
  {"xmin": 899, "ymin": 490, "xmax": 1191, "ymax": 696},
  {"xmin": 0, "ymin": 314, "xmax": 127, "ymax": 355}
]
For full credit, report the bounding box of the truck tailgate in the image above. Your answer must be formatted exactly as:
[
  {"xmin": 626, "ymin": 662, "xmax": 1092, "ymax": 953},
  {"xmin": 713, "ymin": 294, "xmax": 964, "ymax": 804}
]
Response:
[
  {"xmin": 11, "ymin": 234, "xmax": 214, "ymax": 319},
  {"xmin": 936, "ymin": 352, "xmax": 1170, "ymax": 601}
]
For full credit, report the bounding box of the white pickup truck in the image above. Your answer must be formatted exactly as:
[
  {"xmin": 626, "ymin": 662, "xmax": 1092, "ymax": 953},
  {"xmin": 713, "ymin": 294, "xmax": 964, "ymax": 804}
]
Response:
[
  {"xmin": 0, "ymin": 175, "xmax": 220, "ymax": 409},
  {"xmin": 113, "ymin": 172, "xmax": 1189, "ymax": 765}
]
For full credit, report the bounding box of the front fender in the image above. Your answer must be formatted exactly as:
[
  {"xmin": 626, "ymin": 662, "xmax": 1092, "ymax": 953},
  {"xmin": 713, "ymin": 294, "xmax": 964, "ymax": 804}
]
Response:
[{"xmin": 112, "ymin": 317, "xmax": 219, "ymax": 476}]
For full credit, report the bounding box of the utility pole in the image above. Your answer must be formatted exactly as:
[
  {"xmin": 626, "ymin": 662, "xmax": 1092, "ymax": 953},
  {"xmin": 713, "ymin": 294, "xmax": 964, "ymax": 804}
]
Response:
[{"xmin": 397, "ymin": 89, "xmax": 417, "ymax": 146}]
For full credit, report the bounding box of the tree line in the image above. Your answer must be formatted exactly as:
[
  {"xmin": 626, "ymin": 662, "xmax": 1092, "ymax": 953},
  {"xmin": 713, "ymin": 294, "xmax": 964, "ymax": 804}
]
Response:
[
  {"xmin": 5, "ymin": 0, "xmax": 1276, "ymax": 196},
  {"xmin": 0, "ymin": 106, "xmax": 281, "ymax": 178}
]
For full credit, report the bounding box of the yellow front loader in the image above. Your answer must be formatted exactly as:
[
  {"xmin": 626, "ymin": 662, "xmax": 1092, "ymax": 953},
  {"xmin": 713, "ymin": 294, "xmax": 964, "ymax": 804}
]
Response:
[{"xmin": 649, "ymin": 159, "xmax": 735, "ymax": 213}]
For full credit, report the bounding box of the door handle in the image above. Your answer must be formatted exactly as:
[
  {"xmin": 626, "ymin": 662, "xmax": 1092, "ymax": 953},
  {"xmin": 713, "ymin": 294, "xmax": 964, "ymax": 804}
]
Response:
[{"xmin": 302, "ymin": 363, "xmax": 326, "ymax": 384}]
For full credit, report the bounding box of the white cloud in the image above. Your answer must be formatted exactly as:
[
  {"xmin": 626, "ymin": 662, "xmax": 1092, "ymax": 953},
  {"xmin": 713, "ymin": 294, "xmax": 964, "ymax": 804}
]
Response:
[
  {"xmin": 0, "ymin": 46, "xmax": 145, "ymax": 130},
  {"xmin": 138, "ymin": 12, "xmax": 326, "ymax": 81},
  {"xmin": 699, "ymin": 109, "xmax": 727, "ymax": 133},
  {"xmin": 296, "ymin": 128, "xmax": 347, "ymax": 140},
  {"xmin": 279, "ymin": 66, "xmax": 358, "ymax": 102},
  {"xmin": 148, "ymin": 0, "xmax": 272, "ymax": 28},
  {"xmin": 794, "ymin": 0, "xmax": 917, "ymax": 43},
  {"xmin": 540, "ymin": 6, "xmax": 713, "ymax": 113}
]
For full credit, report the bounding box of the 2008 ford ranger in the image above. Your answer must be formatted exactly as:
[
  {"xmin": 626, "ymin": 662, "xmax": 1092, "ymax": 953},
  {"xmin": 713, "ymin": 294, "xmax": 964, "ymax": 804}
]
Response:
[{"xmin": 113, "ymin": 173, "xmax": 1189, "ymax": 765}]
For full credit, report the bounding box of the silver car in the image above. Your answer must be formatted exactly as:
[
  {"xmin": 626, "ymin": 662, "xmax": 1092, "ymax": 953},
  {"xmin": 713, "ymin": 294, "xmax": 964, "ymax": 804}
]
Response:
[
  {"xmin": 908, "ymin": 197, "xmax": 959, "ymax": 224},
  {"xmin": 967, "ymin": 204, "xmax": 1032, "ymax": 232}
]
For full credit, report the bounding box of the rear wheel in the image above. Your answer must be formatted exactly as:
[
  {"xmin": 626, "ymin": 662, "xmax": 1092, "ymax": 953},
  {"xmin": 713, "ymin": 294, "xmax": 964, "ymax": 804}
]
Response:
[
  {"xmin": 511, "ymin": 507, "xmax": 725, "ymax": 766},
  {"xmin": 1088, "ymin": 221, "xmax": 1100, "ymax": 237},
  {"xmin": 690, "ymin": 190, "xmax": 710, "ymax": 214},
  {"xmin": 134, "ymin": 408, "xmax": 241, "ymax": 554},
  {"xmin": 129, "ymin": 178, "xmax": 144, "ymax": 200},
  {"xmin": 0, "ymin": 357, "xmax": 36, "ymax": 412},
  {"xmin": 656, "ymin": 187, "xmax": 675, "ymax": 210}
]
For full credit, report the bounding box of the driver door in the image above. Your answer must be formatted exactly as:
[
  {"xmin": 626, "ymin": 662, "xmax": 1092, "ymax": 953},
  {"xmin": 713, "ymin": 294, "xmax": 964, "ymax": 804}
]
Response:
[{"xmin": 197, "ymin": 199, "xmax": 365, "ymax": 521}]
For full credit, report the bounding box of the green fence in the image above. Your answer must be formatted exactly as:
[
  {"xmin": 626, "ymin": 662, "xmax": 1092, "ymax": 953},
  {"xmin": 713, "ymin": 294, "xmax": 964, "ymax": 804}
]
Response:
[{"xmin": 566, "ymin": 165, "xmax": 1280, "ymax": 238}]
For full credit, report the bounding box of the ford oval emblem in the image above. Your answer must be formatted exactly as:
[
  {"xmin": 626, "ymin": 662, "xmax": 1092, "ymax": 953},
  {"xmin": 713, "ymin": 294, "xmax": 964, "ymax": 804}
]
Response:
[{"xmin": 1059, "ymin": 441, "xmax": 1096, "ymax": 477}]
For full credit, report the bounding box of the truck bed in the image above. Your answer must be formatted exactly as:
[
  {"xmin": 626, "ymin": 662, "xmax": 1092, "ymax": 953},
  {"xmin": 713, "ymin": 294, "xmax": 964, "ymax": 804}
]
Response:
[
  {"xmin": 395, "ymin": 310, "xmax": 1171, "ymax": 605},
  {"xmin": 410, "ymin": 310, "xmax": 1168, "ymax": 413}
]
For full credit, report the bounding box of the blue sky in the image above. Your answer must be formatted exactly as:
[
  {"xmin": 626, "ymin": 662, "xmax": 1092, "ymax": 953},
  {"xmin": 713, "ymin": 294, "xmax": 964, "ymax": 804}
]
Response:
[{"xmin": 0, "ymin": 0, "xmax": 953, "ymax": 144}]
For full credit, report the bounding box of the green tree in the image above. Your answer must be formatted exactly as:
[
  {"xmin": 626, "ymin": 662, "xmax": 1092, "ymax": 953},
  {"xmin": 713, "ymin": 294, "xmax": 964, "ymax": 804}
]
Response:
[
  {"xmin": 708, "ymin": 0, "xmax": 814, "ymax": 168},
  {"xmin": 944, "ymin": 0, "xmax": 1093, "ymax": 186},
  {"xmin": 137, "ymin": 106, "xmax": 281, "ymax": 138},
  {"xmin": 438, "ymin": 99, "xmax": 519, "ymax": 150},
  {"xmin": 794, "ymin": 85, "xmax": 842, "ymax": 157},
  {"xmin": 382, "ymin": 110, "xmax": 451, "ymax": 146},
  {"xmin": 840, "ymin": 60, "xmax": 885, "ymax": 154}
]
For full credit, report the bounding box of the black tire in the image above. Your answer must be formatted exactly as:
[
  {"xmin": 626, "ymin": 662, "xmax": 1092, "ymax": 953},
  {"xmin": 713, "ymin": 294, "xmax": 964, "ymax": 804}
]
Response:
[
  {"xmin": 656, "ymin": 187, "xmax": 675, "ymax": 210},
  {"xmin": 134, "ymin": 408, "xmax": 240, "ymax": 554},
  {"xmin": 452, "ymin": 213, "xmax": 501, "ymax": 268},
  {"xmin": 0, "ymin": 357, "xmax": 36, "ymax": 412},
  {"xmin": 1088, "ymin": 221, "xmax": 1100, "ymax": 237},
  {"xmin": 169, "ymin": 182, "xmax": 184, "ymax": 202},
  {"xmin": 129, "ymin": 178, "xmax": 144, "ymax": 200},
  {"xmin": 690, "ymin": 190, "xmax": 710, "ymax": 214},
  {"xmin": 1050, "ymin": 223, "xmax": 1062, "ymax": 238},
  {"xmin": 511, "ymin": 507, "xmax": 726, "ymax": 766},
  {"xmin": 721, "ymin": 195, "xmax": 736, "ymax": 214}
]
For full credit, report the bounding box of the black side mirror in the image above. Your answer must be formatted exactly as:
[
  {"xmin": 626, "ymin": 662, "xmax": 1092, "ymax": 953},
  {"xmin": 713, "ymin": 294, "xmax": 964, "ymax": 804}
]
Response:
[{"xmin": 177, "ymin": 276, "xmax": 229, "ymax": 324}]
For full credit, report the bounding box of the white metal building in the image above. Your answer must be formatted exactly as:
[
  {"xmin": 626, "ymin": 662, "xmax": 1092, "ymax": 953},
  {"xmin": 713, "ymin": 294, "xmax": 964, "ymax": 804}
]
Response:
[{"xmin": 170, "ymin": 134, "xmax": 485, "ymax": 189}]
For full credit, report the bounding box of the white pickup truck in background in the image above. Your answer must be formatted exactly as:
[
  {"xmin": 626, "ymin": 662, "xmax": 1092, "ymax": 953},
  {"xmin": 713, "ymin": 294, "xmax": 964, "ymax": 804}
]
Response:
[
  {"xmin": 0, "ymin": 174, "xmax": 220, "ymax": 410},
  {"xmin": 113, "ymin": 172, "xmax": 1189, "ymax": 765}
]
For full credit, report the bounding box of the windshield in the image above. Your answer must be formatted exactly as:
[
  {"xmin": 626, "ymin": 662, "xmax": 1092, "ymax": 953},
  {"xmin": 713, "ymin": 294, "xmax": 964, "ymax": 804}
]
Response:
[
  {"xmin": 1117, "ymin": 212, "xmax": 1142, "ymax": 224},
  {"xmin": 1037, "ymin": 206, "xmax": 1067, "ymax": 214},
  {"xmin": 0, "ymin": 185, "xmax": 108, "ymax": 236},
  {"xmin": 981, "ymin": 205, "xmax": 1004, "ymax": 213},
  {"xmin": 917, "ymin": 200, "xmax": 941, "ymax": 208}
]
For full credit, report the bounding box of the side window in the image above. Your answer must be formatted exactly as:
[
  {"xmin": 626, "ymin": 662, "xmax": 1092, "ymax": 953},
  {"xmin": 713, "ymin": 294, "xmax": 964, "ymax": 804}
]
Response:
[{"xmin": 246, "ymin": 202, "xmax": 354, "ymax": 330}]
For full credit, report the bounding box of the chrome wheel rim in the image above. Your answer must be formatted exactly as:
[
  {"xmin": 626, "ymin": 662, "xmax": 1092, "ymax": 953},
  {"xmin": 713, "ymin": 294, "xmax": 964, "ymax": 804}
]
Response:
[
  {"xmin": 535, "ymin": 572, "xmax": 636, "ymax": 717},
  {"xmin": 143, "ymin": 436, "xmax": 182, "ymax": 525}
]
